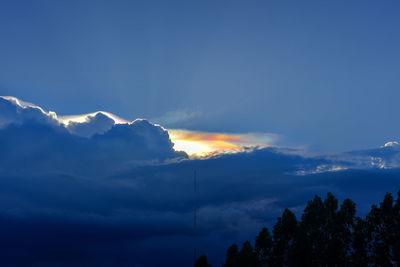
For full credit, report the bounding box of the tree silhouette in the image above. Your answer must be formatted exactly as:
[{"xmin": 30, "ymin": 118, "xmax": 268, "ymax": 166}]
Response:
[
  {"xmin": 366, "ymin": 193, "xmax": 396, "ymax": 266},
  {"xmin": 223, "ymin": 244, "xmax": 239, "ymax": 267},
  {"xmin": 237, "ymin": 241, "xmax": 258, "ymax": 267},
  {"xmin": 255, "ymin": 227, "xmax": 272, "ymax": 266},
  {"xmin": 214, "ymin": 190, "xmax": 400, "ymax": 267},
  {"xmin": 333, "ymin": 198, "xmax": 356, "ymax": 266},
  {"xmin": 270, "ymin": 208, "xmax": 297, "ymax": 267},
  {"xmin": 394, "ymin": 190, "xmax": 400, "ymax": 265},
  {"xmin": 300, "ymin": 195, "xmax": 327, "ymax": 266},
  {"xmin": 352, "ymin": 217, "xmax": 369, "ymax": 266},
  {"xmin": 194, "ymin": 254, "xmax": 212, "ymax": 267}
]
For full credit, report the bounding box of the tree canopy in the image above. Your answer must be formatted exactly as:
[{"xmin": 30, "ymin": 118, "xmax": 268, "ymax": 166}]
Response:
[{"xmin": 196, "ymin": 190, "xmax": 400, "ymax": 267}]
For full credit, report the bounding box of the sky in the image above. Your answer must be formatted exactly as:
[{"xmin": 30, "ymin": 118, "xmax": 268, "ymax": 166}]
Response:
[
  {"xmin": 1, "ymin": 0, "xmax": 400, "ymax": 152},
  {"xmin": 1, "ymin": 1, "xmax": 400, "ymax": 266}
]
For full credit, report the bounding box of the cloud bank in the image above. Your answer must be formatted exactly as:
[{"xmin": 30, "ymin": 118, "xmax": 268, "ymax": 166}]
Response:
[{"xmin": 1, "ymin": 96, "xmax": 400, "ymax": 266}]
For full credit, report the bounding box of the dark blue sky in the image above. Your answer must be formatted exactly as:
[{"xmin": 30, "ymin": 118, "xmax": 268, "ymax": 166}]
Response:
[{"xmin": 1, "ymin": 0, "xmax": 400, "ymax": 152}]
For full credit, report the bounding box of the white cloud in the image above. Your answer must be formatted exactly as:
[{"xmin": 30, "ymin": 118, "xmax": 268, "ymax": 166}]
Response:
[
  {"xmin": 0, "ymin": 96, "xmax": 59, "ymax": 128},
  {"xmin": 383, "ymin": 141, "xmax": 400, "ymax": 148},
  {"xmin": 0, "ymin": 96, "xmax": 187, "ymax": 173},
  {"xmin": 64, "ymin": 112, "xmax": 117, "ymax": 138},
  {"xmin": 0, "ymin": 96, "xmax": 130, "ymax": 138}
]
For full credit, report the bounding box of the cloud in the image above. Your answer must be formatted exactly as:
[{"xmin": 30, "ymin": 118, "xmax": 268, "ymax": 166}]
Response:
[
  {"xmin": 0, "ymin": 96, "xmax": 59, "ymax": 128},
  {"xmin": 383, "ymin": 141, "xmax": 400, "ymax": 148},
  {"xmin": 0, "ymin": 96, "xmax": 283, "ymax": 158},
  {"xmin": 0, "ymin": 96, "xmax": 187, "ymax": 175},
  {"xmin": 0, "ymin": 96, "xmax": 285, "ymax": 162},
  {"xmin": 64, "ymin": 112, "xmax": 117, "ymax": 138},
  {"xmin": 169, "ymin": 129, "xmax": 280, "ymax": 156},
  {"xmin": 0, "ymin": 146, "xmax": 400, "ymax": 266},
  {"xmin": 1, "ymin": 96, "xmax": 400, "ymax": 266},
  {"xmin": 322, "ymin": 141, "xmax": 400, "ymax": 170}
]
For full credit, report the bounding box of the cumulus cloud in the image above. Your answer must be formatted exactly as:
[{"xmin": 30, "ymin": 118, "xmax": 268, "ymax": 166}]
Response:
[
  {"xmin": 64, "ymin": 112, "xmax": 117, "ymax": 138},
  {"xmin": 0, "ymin": 96, "xmax": 59, "ymax": 128},
  {"xmin": 0, "ymin": 96, "xmax": 187, "ymax": 175}
]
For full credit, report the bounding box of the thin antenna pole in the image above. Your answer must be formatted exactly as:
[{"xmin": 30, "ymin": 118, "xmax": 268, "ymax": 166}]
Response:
[{"xmin": 194, "ymin": 170, "xmax": 197, "ymax": 264}]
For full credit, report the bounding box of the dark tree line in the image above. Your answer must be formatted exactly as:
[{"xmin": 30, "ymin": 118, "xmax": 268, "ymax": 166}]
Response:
[{"xmin": 195, "ymin": 190, "xmax": 400, "ymax": 267}]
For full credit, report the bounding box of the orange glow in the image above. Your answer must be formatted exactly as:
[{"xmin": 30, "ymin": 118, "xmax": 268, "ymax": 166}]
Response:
[{"xmin": 168, "ymin": 129, "xmax": 278, "ymax": 157}]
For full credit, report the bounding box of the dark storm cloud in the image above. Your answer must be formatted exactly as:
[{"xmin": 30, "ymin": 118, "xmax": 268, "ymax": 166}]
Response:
[
  {"xmin": 1, "ymin": 150, "xmax": 400, "ymax": 266},
  {"xmin": 1, "ymin": 96, "xmax": 400, "ymax": 266}
]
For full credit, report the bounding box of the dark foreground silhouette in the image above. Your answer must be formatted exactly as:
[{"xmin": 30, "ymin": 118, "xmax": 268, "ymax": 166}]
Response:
[{"xmin": 195, "ymin": 190, "xmax": 400, "ymax": 267}]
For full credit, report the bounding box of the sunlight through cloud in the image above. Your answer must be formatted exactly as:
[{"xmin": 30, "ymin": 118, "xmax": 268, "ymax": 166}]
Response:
[{"xmin": 168, "ymin": 129, "xmax": 279, "ymax": 157}]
